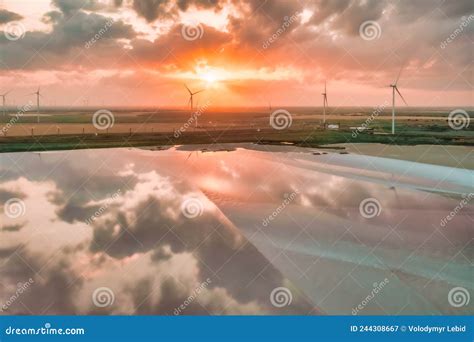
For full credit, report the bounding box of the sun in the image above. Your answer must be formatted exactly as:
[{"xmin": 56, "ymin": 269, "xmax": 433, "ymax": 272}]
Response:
[
  {"xmin": 195, "ymin": 61, "xmax": 226, "ymax": 87},
  {"xmin": 202, "ymin": 71, "xmax": 218, "ymax": 84}
]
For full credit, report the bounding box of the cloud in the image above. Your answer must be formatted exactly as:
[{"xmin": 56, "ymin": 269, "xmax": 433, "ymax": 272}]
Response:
[
  {"xmin": 0, "ymin": 6, "xmax": 136, "ymax": 70},
  {"xmin": 52, "ymin": 0, "xmax": 108, "ymax": 15},
  {"xmin": 1, "ymin": 223, "xmax": 24, "ymax": 232},
  {"xmin": 0, "ymin": 150, "xmax": 316, "ymax": 315},
  {"xmin": 132, "ymin": 0, "xmax": 174, "ymax": 22},
  {"xmin": 0, "ymin": 9, "xmax": 23, "ymax": 24},
  {"xmin": 132, "ymin": 0, "xmax": 224, "ymax": 22},
  {"xmin": 0, "ymin": 189, "xmax": 26, "ymax": 202},
  {"xmin": 0, "ymin": 0, "xmax": 471, "ymax": 105}
]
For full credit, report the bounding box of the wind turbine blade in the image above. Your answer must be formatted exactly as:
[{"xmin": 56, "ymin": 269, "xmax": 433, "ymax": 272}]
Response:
[
  {"xmin": 193, "ymin": 89, "xmax": 205, "ymax": 95},
  {"xmin": 325, "ymin": 96, "xmax": 328, "ymax": 107},
  {"xmin": 395, "ymin": 87, "xmax": 408, "ymax": 106},
  {"xmin": 394, "ymin": 65, "xmax": 404, "ymax": 85},
  {"xmin": 324, "ymin": 81, "xmax": 327, "ymax": 93},
  {"xmin": 184, "ymin": 84, "xmax": 192, "ymax": 95}
]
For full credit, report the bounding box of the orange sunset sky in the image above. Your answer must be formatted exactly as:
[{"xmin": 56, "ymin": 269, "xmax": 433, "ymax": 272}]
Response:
[{"xmin": 0, "ymin": 0, "xmax": 472, "ymax": 107}]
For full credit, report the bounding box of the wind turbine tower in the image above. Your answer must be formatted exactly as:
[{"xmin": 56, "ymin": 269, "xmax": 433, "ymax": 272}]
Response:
[
  {"xmin": 0, "ymin": 90, "xmax": 10, "ymax": 117},
  {"xmin": 29, "ymin": 87, "xmax": 42, "ymax": 123},
  {"xmin": 322, "ymin": 81, "xmax": 328, "ymax": 124},
  {"xmin": 389, "ymin": 69, "xmax": 408, "ymax": 134}
]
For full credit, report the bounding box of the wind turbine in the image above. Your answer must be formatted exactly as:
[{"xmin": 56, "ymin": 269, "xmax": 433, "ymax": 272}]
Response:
[
  {"xmin": 184, "ymin": 84, "xmax": 204, "ymax": 111},
  {"xmin": 29, "ymin": 87, "xmax": 42, "ymax": 123},
  {"xmin": 0, "ymin": 90, "xmax": 10, "ymax": 117},
  {"xmin": 389, "ymin": 68, "xmax": 408, "ymax": 134},
  {"xmin": 194, "ymin": 98, "xmax": 200, "ymax": 128},
  {"xmin": 322, "ymin": 81, "xmax": 328, "ymax": 124}
]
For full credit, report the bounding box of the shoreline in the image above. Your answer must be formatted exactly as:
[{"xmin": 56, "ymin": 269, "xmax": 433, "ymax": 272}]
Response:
[
  {"xmin": 0, "ymin": 128, "xmax": 472, "ymax": 153},
  {"xmin": 1, "ymin": 129, "xmax": 473, "ymax": 170}
]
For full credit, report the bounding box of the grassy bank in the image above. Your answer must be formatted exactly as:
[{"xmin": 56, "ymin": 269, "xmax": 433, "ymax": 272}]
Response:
[{"xmin": 0, "ymin": 126, "xmax": 472, "ymax": 153}]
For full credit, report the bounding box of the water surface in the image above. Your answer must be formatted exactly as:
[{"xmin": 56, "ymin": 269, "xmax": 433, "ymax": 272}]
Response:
[{"xmin": 0, "ymin": 144, "xmax": 472, "ymax": 315}]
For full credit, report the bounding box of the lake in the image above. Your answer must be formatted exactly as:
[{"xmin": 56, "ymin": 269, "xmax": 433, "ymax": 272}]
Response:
[{"xmin": 0, "ymin": 144, "xmax": 472, "ymax": 315}]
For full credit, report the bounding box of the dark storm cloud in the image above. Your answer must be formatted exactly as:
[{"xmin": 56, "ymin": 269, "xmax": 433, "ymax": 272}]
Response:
[
  {"xmin": 0, "ymin": 5, "xmax": 136, "ymax": 70},
  {"xmin": 394, "ymin": 0, "xmax": 474, "ymax": 22},
  {"xmin": 56, "ymin": 202, "xmax": 102, "ymax": 223},
  {"xmin": 309, "ymin": 0, "xmax": 350, "ymax": 25},
  {"xmin": 0, "ymin": 189, "xmax": 26, "ymax": 202},
  {"xmin": 226, "ymin": 0, "xmax": 305, "ymax": 48},
  {"xmin": 47, "ymin": 11, "xmax": 135, "ymax": 51},
  {"xmin": 305, "ymin": 0, "xmax": 386, "ymax": 34},
  {"xmin": 0, "ymin": 151, "xmax": 137, "ymax": 224},
  {"xmin": 132, "ymin": 0, "xmax": 224, "ymax": 22},
  {"xmin": 1, "ymin": 223, "xmax": 24, "ymax": 232},
  {"xmin": 0, "ymin": 245, "xmax": 20, "ymax": 258},
  {"xmin": 52, "ymin": 0, "xmax": 107, "ymax": 15},
  {"xmin": 0, "ymin": 9, "xmax": 23, "ymax": 24},
  {"xmin": 0, "ymin": 248, "xmax": 82, "ymax": 314},
  {"xmin": 329, "ymin": 0, "xmax": 386, "ymax": 35},
  {"xmin": 132, "ymin": 0, "xmax": 171, "ymax": 22},
  {"xmin": 177, "ymin": 0, "xmax": 222, "ymax": 12},
  {"xmin": 49, "ymin": 169, "xmax": 136, "ymax": 224}
]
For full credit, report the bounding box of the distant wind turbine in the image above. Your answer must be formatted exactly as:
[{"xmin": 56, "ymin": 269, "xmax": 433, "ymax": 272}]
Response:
[
  {"xmin": 389, "ymin": 68, "xmax": 408, "ymax": 134},
  {"xmin": 184, "ymin": 84, "xmax": 204, "ymax": 111},
  {"xmin": 29, "ymin": 87, "xmax": 42, "ymax": 123},
  {"xmin": 322, "ymin": 81, "xmax": 328, "ymax": 124},
  {"xmin": 195, "ymin": 98, "xmax": 200, "ymax": 128},
  {"xmin": 0, "ymin": 90, "xmax": 11, "ymax": 117}
]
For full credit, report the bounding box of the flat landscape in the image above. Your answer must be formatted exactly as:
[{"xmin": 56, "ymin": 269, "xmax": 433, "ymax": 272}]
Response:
[
  {"xmin": 1, "ymin": 107, "xmax": 473, "ymax": 157},
  {"xmin": 0, "ymin": 0, "xmax": 472, "ymax": 323}
]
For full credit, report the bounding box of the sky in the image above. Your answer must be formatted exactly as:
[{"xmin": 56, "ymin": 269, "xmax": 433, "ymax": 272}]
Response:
[{"xmin": 0, "ymin": 0, "xmax": 472, "ymax": 107}]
